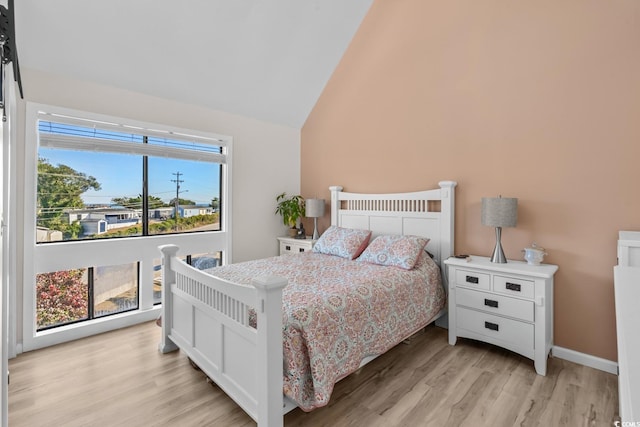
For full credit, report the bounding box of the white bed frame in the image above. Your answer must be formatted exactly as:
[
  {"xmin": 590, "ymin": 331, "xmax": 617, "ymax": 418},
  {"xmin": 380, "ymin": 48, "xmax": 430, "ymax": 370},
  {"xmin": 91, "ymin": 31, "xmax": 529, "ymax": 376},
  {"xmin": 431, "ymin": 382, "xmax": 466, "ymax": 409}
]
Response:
[{"xmin": 158, "ymin": 181, "xmax": 456, "ymax": 427}]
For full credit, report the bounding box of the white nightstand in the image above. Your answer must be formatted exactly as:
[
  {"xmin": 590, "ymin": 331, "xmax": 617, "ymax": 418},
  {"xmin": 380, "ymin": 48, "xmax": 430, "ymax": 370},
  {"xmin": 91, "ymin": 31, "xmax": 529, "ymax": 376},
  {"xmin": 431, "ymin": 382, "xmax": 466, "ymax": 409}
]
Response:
[
  {"xmin": 277, "ymin": 236, "xmax": 316, "ymax": 255},
  {"xmin": 445, "ymin": 255, "xmax": 558, "ymax": 375}
]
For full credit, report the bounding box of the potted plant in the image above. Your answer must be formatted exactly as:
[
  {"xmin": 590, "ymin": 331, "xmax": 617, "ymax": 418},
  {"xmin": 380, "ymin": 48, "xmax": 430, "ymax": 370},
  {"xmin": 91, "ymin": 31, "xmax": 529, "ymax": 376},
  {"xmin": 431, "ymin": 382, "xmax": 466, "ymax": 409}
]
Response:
[{"xmin": 275, "ymin": 193, "xmax": 305, "ymax": 237}]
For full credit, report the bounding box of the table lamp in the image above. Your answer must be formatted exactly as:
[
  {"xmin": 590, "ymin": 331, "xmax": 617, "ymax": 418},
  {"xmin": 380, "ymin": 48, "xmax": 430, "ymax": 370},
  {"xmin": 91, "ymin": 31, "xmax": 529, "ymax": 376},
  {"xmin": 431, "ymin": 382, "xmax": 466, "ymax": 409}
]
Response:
[
  {"xmin": 481, "ymin": 196, "xmax": 518, "ymax": 263},
  {"xmin": 305, "ymin": 199, "xmax": 325, "ymax": 240}
]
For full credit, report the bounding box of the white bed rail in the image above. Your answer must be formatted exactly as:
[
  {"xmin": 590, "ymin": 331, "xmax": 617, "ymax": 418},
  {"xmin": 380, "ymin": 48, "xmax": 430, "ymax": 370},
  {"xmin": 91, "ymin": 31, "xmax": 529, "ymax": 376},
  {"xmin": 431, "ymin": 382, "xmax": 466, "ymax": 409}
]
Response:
[{"xmin": 158, "ymin": 244, "xmax": 287, "ymax": 427}]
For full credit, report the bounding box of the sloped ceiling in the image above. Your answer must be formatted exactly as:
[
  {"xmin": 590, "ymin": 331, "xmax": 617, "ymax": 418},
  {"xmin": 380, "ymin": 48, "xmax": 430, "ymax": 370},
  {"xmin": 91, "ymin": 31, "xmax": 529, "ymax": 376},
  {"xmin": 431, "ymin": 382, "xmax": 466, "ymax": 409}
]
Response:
[{"xmin": 14, "ymin": 0, "xmax": 373, "ymax": 128}]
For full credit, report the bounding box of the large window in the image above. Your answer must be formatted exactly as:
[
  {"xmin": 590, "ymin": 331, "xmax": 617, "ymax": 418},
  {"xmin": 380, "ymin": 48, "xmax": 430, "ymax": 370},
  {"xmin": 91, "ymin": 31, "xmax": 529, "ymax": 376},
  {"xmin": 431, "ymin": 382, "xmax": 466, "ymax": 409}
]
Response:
[
  {"xmin": 37, "ymin": 120, "xmax": 223, "ymax": 242},
  {"xmin": 24, "ymin": 103, "xmax": 232, "ymax": 350}
]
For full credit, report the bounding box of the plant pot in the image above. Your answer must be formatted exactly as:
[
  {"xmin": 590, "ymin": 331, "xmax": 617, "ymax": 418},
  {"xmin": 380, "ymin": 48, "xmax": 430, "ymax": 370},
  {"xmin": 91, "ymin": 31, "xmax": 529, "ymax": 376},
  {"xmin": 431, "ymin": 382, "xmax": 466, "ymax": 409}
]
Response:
[{"xmin": 287, "ymin": 228, "xmax": 297, "ymax": 237}]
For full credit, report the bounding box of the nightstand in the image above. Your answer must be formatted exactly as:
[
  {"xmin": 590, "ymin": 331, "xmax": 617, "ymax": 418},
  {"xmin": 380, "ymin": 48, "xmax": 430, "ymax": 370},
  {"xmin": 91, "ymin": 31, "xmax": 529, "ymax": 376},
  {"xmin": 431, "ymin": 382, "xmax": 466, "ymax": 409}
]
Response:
[
  {"xmin": 277, "ymin": 236, "xmax": 316, "ymax": 255},
  {"xmin": 444, "ymin": 256, "xmax": 558, "ymax": 375}
]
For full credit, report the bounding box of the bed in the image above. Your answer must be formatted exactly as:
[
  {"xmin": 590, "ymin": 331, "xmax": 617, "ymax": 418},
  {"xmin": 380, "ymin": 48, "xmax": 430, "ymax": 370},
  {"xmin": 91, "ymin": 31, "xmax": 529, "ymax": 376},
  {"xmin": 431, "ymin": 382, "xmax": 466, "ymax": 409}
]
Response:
[{"xmin": 158, "ymin": 181, "xmax": 457, "ymax": 427}]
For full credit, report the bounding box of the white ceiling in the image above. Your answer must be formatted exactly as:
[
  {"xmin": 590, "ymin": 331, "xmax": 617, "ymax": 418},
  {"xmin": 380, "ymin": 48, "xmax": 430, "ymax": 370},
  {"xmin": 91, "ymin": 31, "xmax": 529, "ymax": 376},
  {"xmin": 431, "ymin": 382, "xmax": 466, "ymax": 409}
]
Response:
[{"xmin": 14, "ymin": 0, "xmax": 373, "ymax": 128}]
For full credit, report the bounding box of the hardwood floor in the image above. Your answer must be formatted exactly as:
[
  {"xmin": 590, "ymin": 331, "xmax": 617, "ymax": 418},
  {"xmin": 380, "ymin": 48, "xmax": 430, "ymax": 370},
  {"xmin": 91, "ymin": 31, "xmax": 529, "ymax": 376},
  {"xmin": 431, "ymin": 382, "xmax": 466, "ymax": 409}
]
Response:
[{"xmin": 8, "ymin": 321, "xmax": 619, "ymax": 426}]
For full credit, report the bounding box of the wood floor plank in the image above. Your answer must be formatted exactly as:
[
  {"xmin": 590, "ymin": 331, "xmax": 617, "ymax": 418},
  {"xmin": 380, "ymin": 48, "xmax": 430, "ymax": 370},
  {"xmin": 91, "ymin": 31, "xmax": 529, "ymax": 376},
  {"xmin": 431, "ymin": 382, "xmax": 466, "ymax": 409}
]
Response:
[{"xmin": 9, "ymin": 321, "xmax": 619, "ymax": 426}]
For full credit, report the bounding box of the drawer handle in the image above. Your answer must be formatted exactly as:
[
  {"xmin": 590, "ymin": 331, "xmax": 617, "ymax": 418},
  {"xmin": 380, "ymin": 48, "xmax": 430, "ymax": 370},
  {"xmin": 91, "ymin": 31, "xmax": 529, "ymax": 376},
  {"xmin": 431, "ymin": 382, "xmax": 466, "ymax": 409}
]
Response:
[
  {"xmin": 466, "ymin": 275, "xmax": 479, "ymax": 284},
  {"xmin": 485, "ymin": 321, "xmax": 499, "ymax": 332},
  {"xmin": 285, "ymin": 245, "xmax": 291, "ymax": 251},
  {"xmin": 505, "ymin": 282, "xmax": 521, "ymax": 292},
  {"xmin": 299, "ymin": 248, "xmax": 305, "ymax": 252},
  {"xmin": 484, "ymin": 299, "xmax": 498, "ymax": 308}
]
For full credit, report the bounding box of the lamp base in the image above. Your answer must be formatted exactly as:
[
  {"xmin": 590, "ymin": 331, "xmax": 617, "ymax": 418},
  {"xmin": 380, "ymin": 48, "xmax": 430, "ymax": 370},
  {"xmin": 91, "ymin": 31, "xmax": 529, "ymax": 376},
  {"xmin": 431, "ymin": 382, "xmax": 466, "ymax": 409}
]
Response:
[
  {"xmin": 312, "ymin": 218, "xmax": 319, "ymax": 240},
  {"xmin": 490, "ymin": 227, "xmax": 508, "ymax": 263}
]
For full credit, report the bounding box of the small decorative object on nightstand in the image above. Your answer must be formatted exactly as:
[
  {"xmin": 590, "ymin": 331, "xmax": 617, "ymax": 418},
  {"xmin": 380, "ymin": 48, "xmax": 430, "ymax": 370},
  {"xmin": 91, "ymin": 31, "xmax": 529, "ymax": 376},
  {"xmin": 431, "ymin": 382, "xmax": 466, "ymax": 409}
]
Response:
[
  {"xmin": 445, "ymin": 255, "xmax": 558, "ymax": 375},
  {"xmin": 277, "ymin": 236, "xmax": 317, "ymax": 256},
  {"xmin": 522, "ymin": 243, "xmax": 547, "ymax": 265},
  {"xmin": 481, "ymin": 196, "xmax": 518, "ymax": 263}
]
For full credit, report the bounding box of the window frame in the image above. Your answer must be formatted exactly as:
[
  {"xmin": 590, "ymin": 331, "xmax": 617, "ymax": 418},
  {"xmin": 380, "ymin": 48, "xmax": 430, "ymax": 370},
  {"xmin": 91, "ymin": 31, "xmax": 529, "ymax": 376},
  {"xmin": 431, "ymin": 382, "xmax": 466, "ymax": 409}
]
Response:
[{"xmin": 23, "ymin": 102, "xmax": 233, "ymax": 351}]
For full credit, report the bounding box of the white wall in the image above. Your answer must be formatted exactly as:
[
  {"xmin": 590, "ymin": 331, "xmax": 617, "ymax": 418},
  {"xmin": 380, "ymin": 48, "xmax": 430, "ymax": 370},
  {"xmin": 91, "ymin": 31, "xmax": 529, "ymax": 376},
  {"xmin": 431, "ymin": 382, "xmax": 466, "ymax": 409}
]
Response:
[{"xmin": 12, "ymin": 68, "xmax": 301, "ymax": 349}]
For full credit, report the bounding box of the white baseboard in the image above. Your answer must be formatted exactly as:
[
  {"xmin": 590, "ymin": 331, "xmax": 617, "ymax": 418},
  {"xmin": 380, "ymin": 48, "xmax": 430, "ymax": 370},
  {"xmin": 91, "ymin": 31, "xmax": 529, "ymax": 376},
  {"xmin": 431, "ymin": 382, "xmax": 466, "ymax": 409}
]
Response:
[{"xmin": 552, "ymin": 345, "xmax": 618, "ymax": 375}]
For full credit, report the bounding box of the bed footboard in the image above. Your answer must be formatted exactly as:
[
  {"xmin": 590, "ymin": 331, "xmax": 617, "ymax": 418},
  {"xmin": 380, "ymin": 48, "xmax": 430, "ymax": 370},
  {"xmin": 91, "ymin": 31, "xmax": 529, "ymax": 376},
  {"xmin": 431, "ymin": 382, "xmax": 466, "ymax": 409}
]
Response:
[{"xmin": 158, "ymin": 245, "xmax": 287, "ymax": 427}]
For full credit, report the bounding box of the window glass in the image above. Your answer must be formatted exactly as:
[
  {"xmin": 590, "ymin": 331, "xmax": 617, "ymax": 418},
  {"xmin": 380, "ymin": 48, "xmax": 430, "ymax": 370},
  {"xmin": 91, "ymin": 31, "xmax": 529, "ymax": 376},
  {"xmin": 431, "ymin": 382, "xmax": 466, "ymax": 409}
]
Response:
[
  {"xmin": 152, "ymin": 258, "xmax": 162, "ymax": 305},
  {"xmin": 36, "ymin": 269, "xmax": 89, "ymax": 330},
  {"xmin": 37, "ymin": 148, "xmax": 143, "ymax": 241},
  {"xmin": 147, "ymin": 158, "xmax": 221, "ymax": 235},
  {"xmin": 94, "ymin": 263, "xmax": 139, "ymax": 317},
  {"xmin": 189, "ymin": 252, "xmax": 223, "ymax": 271}
]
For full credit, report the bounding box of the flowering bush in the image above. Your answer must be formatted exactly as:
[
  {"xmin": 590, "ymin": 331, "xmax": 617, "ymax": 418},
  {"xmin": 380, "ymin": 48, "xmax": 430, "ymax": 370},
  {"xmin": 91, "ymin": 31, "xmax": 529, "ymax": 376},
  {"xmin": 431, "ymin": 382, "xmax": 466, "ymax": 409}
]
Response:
[{"xmin": 36, "ymin": 269, "xmax": 88, "ymax": 329}]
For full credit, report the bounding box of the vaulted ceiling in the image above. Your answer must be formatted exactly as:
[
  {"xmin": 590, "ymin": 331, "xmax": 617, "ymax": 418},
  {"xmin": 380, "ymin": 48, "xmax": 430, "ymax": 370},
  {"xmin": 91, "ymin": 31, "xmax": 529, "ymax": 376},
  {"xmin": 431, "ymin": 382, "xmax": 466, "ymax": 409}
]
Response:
[{"xmin": 15, "ymin": 0, "xmax": 373, "ymax": 128}]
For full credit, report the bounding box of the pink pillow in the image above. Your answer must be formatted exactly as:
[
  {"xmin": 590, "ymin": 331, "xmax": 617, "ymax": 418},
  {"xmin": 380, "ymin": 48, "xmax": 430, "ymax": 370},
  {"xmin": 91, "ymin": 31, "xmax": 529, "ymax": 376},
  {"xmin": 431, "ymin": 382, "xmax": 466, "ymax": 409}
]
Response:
[
  {"xmin": 357, "ymin": 235, "xmax": 430, "ymax": 270},
  {"xmin": 312, "ymin": 226, "xmax": 372, "ymax": 260}
]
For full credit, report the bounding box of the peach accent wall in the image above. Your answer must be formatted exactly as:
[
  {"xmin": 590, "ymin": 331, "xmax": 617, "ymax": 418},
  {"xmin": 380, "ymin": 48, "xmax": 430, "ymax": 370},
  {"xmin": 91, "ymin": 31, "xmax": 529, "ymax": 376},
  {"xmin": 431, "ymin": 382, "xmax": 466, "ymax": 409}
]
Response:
[{"xmin": 301, "ymin": 0, "xmax": 640, "ymax": 361}]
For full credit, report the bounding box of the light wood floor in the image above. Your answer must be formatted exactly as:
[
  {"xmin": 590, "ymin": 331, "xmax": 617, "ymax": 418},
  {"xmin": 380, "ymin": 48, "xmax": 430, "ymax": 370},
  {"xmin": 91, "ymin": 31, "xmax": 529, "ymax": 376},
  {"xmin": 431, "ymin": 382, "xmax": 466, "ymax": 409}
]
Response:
[{"xmin": 9, "ymin": 321, "xmax": 619, "ymax": 426}]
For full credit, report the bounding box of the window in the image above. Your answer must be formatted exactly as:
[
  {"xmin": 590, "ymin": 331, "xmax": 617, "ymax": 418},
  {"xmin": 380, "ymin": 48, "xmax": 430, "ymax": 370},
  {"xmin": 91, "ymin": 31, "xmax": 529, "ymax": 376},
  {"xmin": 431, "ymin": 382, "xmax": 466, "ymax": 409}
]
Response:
[
  {"xmin": 24, "ymin": 103, "xmax": 232, "ymax": 350},
  {"xmin": 36, "ymin": 119, "xmax": 224, "ymax": 242},
  {"xmin": 36, "ymin": 262, "xmax": 139, "ymax": 331},
  {"xmin": 36, "ymin": 268, "xmax": 88, "ymax": 329}
]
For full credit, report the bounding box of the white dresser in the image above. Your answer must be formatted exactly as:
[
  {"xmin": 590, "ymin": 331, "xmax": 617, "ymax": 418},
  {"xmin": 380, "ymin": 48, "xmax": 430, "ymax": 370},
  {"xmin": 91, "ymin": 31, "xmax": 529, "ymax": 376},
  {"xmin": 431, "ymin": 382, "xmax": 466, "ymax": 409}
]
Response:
[
  {"xmin": 445, "ymin": 256, "xmax": 558, "ymax": 375},
  {"xmin": 615, "ymin": 231, "xmax": 640, "ymax": 422}
]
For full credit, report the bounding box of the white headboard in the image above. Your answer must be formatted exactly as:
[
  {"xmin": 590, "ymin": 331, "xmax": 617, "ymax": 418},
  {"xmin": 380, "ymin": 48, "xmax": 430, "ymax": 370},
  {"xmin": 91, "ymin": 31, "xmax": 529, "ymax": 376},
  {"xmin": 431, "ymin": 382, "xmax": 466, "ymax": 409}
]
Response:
[{"xmin": 329, "ymin": 181, "xmax": 457, "ymax": 267}]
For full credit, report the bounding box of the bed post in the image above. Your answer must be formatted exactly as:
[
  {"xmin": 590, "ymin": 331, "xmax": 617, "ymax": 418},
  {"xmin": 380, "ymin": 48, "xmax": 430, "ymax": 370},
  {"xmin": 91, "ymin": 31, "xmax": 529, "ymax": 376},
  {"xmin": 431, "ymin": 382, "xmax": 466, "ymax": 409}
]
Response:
[
  {"xmin": 436, "ymin": 181, "xmax": 457, "ymax": 329},
  {"xmin": 329, "ymin": 186, "xmax": 343, "ymax": 226},
  {"xmin": 158, "ymin": 244, "xmax": 179, "ymax": 354},
  {"xmin": 253, "ymin": 275, "xmax": 287, "ymax": 427},
  {"xmin": 438, "ymin": 181, "xmax": 457, "ymax": 262}
]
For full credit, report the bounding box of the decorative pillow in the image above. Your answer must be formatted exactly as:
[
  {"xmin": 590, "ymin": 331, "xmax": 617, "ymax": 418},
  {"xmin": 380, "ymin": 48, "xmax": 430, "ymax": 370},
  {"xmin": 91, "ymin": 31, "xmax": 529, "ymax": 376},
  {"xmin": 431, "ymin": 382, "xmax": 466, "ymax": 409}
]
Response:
[
  {"xmin": 357, "ymin": 235, "xmax": 430, "ymax": 270},
  {"xmin": 312, "ymin": 226, "xmax": 372, "ymax": 260}
]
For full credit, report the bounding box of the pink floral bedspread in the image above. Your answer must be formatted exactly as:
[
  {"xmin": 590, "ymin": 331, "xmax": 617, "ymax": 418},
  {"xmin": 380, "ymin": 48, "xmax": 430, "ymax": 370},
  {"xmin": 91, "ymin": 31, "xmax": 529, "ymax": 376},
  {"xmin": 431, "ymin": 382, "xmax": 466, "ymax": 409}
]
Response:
[{"xmin": 205, "ymin": 252, "xmax": 445, "ymax": 411}]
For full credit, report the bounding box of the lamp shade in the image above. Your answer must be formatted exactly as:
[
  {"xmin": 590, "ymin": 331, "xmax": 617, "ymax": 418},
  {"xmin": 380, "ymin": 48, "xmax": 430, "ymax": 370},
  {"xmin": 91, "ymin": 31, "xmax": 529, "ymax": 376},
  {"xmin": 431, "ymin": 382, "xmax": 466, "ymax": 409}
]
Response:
[
  {"xmin": 481, "ymin": 197, "xmax": 518, "ymax": 228},
  {"xmin": 305, "ymin": 199, "xmax": 325, "ymax": 218}
]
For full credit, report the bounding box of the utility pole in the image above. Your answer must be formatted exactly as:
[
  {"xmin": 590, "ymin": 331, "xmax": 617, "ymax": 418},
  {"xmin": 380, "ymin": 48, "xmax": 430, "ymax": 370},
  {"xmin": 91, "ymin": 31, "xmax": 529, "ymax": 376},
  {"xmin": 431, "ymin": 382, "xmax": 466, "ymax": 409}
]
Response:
[{"xmin": 171, "ymin": 172, "xmax": 183, "ymax": 230}]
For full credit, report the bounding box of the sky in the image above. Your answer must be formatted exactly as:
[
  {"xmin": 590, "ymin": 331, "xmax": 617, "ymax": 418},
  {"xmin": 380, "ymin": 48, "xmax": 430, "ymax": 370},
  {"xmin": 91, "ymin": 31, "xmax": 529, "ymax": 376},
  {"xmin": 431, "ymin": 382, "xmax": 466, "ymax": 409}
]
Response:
[{"xmin": 39, "ymin": 148, "xmax": 221, "ymax": 206}]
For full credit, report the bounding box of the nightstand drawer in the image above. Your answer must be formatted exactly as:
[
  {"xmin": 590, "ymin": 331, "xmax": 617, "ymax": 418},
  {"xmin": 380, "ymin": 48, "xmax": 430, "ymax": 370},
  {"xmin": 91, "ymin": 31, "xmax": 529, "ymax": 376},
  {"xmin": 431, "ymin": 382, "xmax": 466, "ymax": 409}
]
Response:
[
  {"xmin": 278, "ymin": 237, "xmax": 316, "ymax": 256},
  {"xmin": 456, "ymin": 288, "xmax": 534, "ymax": 322},
  {"xmin": 493, "ymin": 275, "xmax": 534, "ymax": 299},
  {"xmin": 279, "ymin": 242, "xmax": 310, "ymax": 255},
  {"xmin": 457, "ymin": 306, "xmax": 534, "ymax": 350},
  {"xmin": 455, "ymin": 269, "xmax": 490, "ymax": 290}
]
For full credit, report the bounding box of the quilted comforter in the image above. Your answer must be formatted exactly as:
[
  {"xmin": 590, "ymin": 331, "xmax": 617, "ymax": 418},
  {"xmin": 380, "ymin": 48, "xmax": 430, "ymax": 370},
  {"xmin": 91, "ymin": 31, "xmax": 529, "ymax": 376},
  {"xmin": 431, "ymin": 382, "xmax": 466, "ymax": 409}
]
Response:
[{"xmin": 205, "ymin": 251, "xmax": 445, "ymax": 411}]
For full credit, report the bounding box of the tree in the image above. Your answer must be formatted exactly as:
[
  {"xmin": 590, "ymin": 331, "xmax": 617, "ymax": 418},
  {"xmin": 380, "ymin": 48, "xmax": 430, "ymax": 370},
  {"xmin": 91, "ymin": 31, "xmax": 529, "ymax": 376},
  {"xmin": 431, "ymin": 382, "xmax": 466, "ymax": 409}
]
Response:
[
  {"xmin": 211, "ymin": 197, "xmax": 220, "ymax": 210},
  {"xmin": 37, "ymin": 158, "xmax": 101, "ymax": 237},
  {"xmin": 112, "ymin": 194, "xmax": 167, "ymax": 209},
  {"xmin": 169, "ymin": 197, "xmax": 196, "ymax": 206},
  {"xmin": 36, "ymin": 269, "xmax": 88, "ymax": 329}
]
